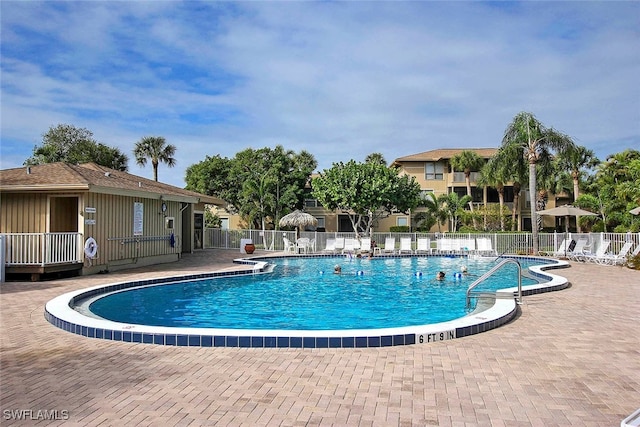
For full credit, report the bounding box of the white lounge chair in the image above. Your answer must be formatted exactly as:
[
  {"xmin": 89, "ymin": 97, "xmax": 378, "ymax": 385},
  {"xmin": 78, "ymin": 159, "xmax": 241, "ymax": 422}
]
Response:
[
  {"xmin": 567, "ymin": 238, "xmax": 590, "ymax": 261},
  {"xmin": 359, "ymin": 238, "xmax": 372, "ymax": 253},
  {"xmin": 460, "ymin": 238, "xmax": 475, "ymax": 253},
  {"xmin": 415, "ymin": 238, "xmax": 432, "ymax": 254},
  {"xmin": 581, "ymin": 240, "xmax": 611, "ymax": 263},
  {"xmin": 342, "ymin": 238, "xmax": 360, "ymax": 254},
  {"xmin": 322, "ymin": 238, "xmax": 336, "ymax": 254},
  {"xmin": 437, "ymin": 238, "xmax": 459, "ymax": 254},
  {"xmin": 550, "ymin": 238, "xmax": 573, "ymax": 257},
  {"xmin": 334, "ymin": 237, "xmax": 345, "ymax": 254},
  {"xmin": 475, "ymin": 238, "xmax": 496, "ymax": 256},
  {"xmin": 380, "ymin": 237, "xmax": 396, "ymax": 255},
  {"xmin": 597, "ymin": 242, "xmax": 634, "ymax": 265},
  {"xmin": 398, "ymin": 237, "xmax": 412, "ymax": 254},
  {"xmin": 436, "ymin": 238, "xmax": 450, "ymax": 254}
]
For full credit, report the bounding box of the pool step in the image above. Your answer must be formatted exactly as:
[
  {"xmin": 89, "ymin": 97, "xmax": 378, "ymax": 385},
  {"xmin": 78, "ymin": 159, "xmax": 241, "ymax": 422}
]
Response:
[{"xmin": 468, "ymin": 291, "xmax": 516, "ymax": 300}]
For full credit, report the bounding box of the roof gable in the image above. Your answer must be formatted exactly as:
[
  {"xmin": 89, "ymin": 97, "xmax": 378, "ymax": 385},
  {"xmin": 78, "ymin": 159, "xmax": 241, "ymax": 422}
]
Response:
[
  {"xmin": 392, "ymin": 148, "xmax": 497, "ymax": 164},
  {"xmin": 0, "ymin": 162, "xmax": 223, "ymax": 205}
]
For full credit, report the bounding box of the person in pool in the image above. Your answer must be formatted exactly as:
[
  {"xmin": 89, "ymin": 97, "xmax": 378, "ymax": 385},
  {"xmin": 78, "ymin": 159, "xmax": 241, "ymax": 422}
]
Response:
[
  {"xmin": 436, "ymin": 271, "xmax": 446, "ymax": 280},
  {"xmin": 461, "ymin": 265, "xmax": 469, "ymax": 275},
  {"xmin": 334, "ymin": 265, "xmax": 342, "ymax": 274}
]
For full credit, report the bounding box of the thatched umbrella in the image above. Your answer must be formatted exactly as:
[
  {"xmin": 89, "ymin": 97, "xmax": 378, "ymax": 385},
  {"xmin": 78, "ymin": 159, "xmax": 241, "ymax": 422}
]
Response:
[{"xmin": 279, "ymin": 210, "xmax": 317, "ymax": 237}]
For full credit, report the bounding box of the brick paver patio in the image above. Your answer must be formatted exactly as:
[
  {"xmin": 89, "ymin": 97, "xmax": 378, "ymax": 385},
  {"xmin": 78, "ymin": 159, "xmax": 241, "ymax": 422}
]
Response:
[{"xmin": 1, "ymin": 249, "xmax": 639, "ymax": 426}]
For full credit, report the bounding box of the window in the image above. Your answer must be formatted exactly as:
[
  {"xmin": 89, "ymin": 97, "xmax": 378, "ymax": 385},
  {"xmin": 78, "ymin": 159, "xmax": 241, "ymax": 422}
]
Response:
[
  {"xmin": 397, "ymin": 217, "xmax": 408, "ymax": 227},
  {"xmin": 425, "ymin": 162, "xmax": 444, "ymax": 180},
  {"xmin": 304, "ymin": 198, "xmax": 323, "ymax": 208}
]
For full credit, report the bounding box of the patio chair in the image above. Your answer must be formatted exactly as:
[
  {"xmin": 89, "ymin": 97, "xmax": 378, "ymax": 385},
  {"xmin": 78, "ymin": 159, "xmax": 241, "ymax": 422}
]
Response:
[
  {"xmin": 322, "ymin": 238, "xmax": 336, "ymax": 254},
  {"xmin": 596, "ymin": 241, "xmax": 634, "ymax": 265},
  {"xmin": 359, "ymin": 237, "xmax": 372, "ymax": 253},
  {"xmin": 436, "ymin": 238, "xmax": 452, "ymax": 254},
  {"xmin": 546, "ymin": 238, "xmax": 575, "ymax": 258},
  {"xmin": 580, "ymin": 240, "xmax": 611, "ymax": 263},
  {"xmin": 342, "ymin": 238, "xmax": 360, "ymax": 254},
  {"xmin": 567, "ymin": 238, "xmax": 591, "ymax": 261},
  {"xmin": 283, "ymin": 237, "xmax": 296, "ymax": 254},
  {"xmin": 334, "ymin": 237, "xmax": 345, "ymax": 254},
  {"xmin": 631, "ymin": 244, "xmax": 640, "ymax": 258},
  {"xmin": 398, "ymin": 237, "xmax": 412, "ymax": 254},
  {"xmin": 296, "ymin": 237, "xmax": 311, "ymax": 254},
  {"xmin": 475, "ymin": 238, "xmax": 496, "ymax": 256},
  {"xmin": 415, "ymin": 238, "xmax": 432, "ymax": 254},
  {"xmin": 460, "ymin": 238, "xmax": 475, "ymax": 254},
  {"xmin": 380, "ymin": 237, "xmax": 396, "ymax": 255}
]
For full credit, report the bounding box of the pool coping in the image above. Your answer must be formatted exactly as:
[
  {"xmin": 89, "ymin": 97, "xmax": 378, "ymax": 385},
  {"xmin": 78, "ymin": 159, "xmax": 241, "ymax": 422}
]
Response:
[{"xmin": 44, "ymin": 255, "xmax": 569, "ymax": 348}]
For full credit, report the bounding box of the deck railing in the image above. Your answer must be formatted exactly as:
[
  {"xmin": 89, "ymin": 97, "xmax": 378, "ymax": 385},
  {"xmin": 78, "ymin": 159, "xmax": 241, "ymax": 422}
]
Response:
[{"xmin": 1, "ymin": 232, "xmax": 83, "ymax": 266}]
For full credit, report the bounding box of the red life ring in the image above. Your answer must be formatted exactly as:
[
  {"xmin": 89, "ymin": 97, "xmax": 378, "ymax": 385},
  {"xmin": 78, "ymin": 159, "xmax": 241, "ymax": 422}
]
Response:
[{"xmin": 84, "ymin": 237, "xmax": 98, "ymax": 259}]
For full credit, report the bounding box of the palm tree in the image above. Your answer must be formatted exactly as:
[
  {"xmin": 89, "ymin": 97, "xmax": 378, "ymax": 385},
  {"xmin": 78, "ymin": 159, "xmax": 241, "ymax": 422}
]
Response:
[
  {"xmin": 488, "ymin": 143, "xmax": 528, "ymax": 231},
  {"xmin": 500, "ymin": 112, "xmax": 576, "ymax": 253},
  {"xmin": 414, "ymin": 192, "xmax": 447, "ymax": 232},
  {"xmin": 242, "ymin": 174, "xmax": 277, "ymax": 247},
  {"xmin": 450, "ymin": 150, "xmax": 485, "ymax": 229},
  {"xmin": 478, "ymin": 159, "xmax": 507, "ymax": 231},
  {"xmin": 438, "ymin": 192, "xmax": 472, "ymax": 232},
  {"xmin": 133, "ymin": 136, "xmax": 177, "ymax": 182},
  {"xmin": 555, "ymin": 146, "xmax": 599, "ymax": 232},
  {"xmin": 365, "ymin": 152, "xmax": 387, "ymax": 165}
]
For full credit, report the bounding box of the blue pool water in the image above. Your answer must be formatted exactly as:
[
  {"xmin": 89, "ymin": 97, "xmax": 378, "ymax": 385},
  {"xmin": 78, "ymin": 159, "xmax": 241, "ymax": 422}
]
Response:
[{"xmin": 89, "ymin": 256, "xmax": 548, "ymax": 330}]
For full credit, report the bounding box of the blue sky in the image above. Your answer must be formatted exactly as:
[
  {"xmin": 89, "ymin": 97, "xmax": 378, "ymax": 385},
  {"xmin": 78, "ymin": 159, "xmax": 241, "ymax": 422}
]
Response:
[{"xmin": 1, "ymin": 1, "xmax": 639, "ymax": 188}]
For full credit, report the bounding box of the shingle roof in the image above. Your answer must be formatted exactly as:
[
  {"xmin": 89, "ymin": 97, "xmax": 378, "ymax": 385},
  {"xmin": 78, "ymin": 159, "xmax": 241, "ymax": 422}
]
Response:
[
  {"xmin": 0, "ymin": 162, "xmax": 224, "ymax": 205},
  {"xmin": 392, "ymin": 148, "xmax": 498, "ymax": 165}
]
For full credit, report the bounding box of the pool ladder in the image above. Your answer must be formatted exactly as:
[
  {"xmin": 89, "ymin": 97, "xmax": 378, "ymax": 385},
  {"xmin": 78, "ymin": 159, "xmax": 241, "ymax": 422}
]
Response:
[{"xmin": 466, "ymin": 258, "xmax": 522, "ymax": 309}]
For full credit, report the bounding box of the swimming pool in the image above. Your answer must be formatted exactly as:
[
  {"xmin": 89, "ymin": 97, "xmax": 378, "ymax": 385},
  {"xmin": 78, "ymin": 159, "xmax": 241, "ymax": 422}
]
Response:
[
  {"xmin": 89, "ymin": 256, "xmax": 547, "ymax": 330},
  {"xmin": 45, "ymin": 255, "xmax": 569, "ymax": 348}
]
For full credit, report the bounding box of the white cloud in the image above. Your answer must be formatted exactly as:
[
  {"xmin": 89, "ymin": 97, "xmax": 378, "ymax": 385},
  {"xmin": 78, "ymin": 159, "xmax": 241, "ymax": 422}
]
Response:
[{"xmin": 1, "ymin": 1, "xmax": 638, "ymax": 186}]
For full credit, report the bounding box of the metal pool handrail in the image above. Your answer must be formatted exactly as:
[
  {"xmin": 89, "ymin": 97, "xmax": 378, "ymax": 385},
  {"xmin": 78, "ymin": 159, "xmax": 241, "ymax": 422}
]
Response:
[{"xmin": 466, "ymin": 258, "xmax": 522, "ymax": 309}]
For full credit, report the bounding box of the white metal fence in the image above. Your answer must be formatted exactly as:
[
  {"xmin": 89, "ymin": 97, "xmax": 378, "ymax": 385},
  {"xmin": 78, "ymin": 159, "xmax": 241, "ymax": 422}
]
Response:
[
  {"xmin": 1, "ymin": 232, "xmax": 83, "ymax": 266},
  {"xmin": 4, "ymin": 230, "xmax": 636, "ymax": 266},
  {"xmin": 204, "ymin": 229, "xmax": 640, "ymax": 257}
]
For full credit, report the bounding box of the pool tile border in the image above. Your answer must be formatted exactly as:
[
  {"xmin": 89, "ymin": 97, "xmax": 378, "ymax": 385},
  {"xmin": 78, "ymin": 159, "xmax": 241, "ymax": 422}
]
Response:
[{"xmin": 44, "ymin": 256, "xmax": 569, "ymax": 348}]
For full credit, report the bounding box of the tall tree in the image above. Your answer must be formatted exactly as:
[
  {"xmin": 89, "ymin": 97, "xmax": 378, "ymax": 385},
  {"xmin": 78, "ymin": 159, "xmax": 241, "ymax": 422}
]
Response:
[
  {"xmin": 583, "ymin": 149, "xmax": 640, "ymax": 232},
  {"xmin": 555, "ymin": 146, "xmax": 600, "ymax": 232},
  {"xmin": 243, "ymin": 174, "xmax": 277, "ymax": 247},
  {"xmin": 133, "ymin": 136, "xmax": 176, "ymax": 181},
  {"xmin": 500, "ymin": 112, "xmax": 576, "ymax": 253},
  {"xmin": 450, "ymin": 150, "xmax": 485, "ymax": 229},
  {"xmin": 478, "ymin": 159, "xmax": 508, "ymax": 231},
  {"xmin": 489, "ymin": 142, "xmax": 528, "ymax": 231},
  {"xmin": 25, "ymin": 124, "xmax": 128, "ymax": 170},
  {"xmin": 365, "ymin": 152, "xmax": 387, "ymax": 165},
  {"xmin": 185, "ymin": 146, "xmax": 317, "ymax": 230},
  {"xmin": 312, "ymin": 160, "xmax": 421, "ymax": 237}
]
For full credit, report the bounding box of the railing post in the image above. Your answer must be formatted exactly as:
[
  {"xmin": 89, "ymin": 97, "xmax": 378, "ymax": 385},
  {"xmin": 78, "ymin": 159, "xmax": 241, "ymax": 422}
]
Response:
[
  {"xmin": 0, "ymin": 235, "xmax": 6, "ymax": 283},
  {"xmin": 41, "ymin": 233, "xmax": 46, "ymax": 267}
]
